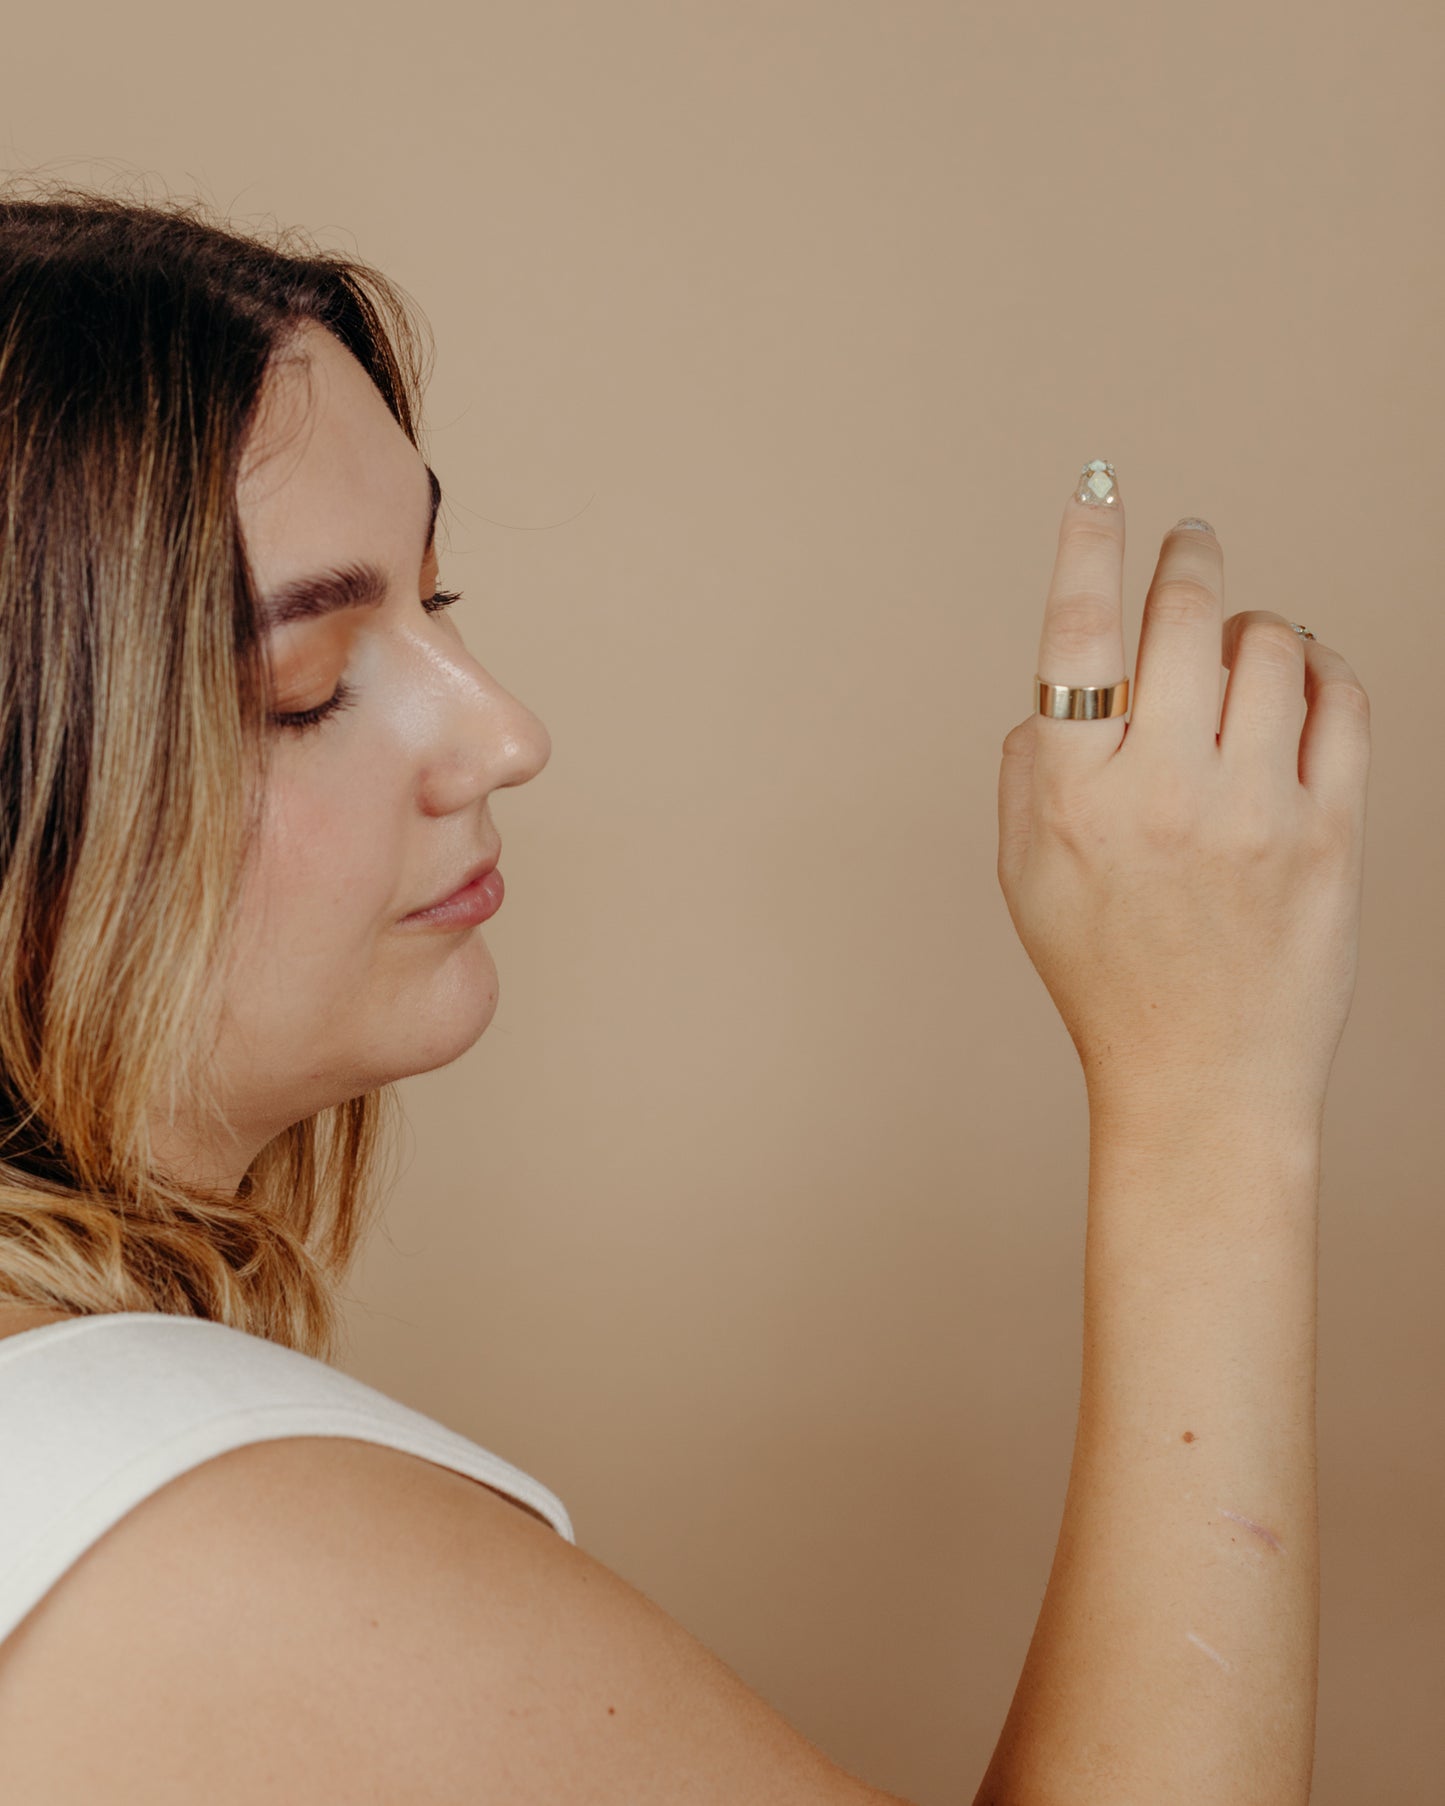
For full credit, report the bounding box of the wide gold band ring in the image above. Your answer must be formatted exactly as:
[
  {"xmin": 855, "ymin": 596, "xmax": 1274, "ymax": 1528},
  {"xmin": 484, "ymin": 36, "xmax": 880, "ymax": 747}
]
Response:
[
  {"xmin": 1034, "ymin": 676, "xmax": 1130, "ymax": 720},
  {"xmin": 1034, "ymin": 622, "xmax": 1316, "ymax": 720}
]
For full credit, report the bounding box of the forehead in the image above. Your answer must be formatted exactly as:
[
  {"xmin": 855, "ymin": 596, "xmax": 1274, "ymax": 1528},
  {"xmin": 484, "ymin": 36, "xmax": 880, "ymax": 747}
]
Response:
[{"xmin": 236, "ymin": 322, "xmax": 426, "ymax": 583}]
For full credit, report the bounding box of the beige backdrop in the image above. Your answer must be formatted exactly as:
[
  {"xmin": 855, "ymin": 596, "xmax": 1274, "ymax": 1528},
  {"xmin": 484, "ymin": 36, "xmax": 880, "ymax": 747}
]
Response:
[{"xmin": 4, "ymin": 3, "xmax": 1440, "ymax": 1799}]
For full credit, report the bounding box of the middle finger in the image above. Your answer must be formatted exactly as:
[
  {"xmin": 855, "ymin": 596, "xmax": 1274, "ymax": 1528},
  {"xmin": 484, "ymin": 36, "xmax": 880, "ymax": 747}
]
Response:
[{"xmin": 1127, "ymin": 519, "xmax": 1227, "ymax": 756}]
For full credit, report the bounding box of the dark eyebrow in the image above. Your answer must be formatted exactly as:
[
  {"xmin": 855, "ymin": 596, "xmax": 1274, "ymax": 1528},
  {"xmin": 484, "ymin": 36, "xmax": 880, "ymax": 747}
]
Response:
[{"xmin": 259, "ymin": 464, "xmax": 443, "ymax": 630}]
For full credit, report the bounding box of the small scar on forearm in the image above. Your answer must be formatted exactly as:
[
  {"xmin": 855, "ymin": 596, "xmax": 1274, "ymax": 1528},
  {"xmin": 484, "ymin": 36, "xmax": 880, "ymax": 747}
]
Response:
[
  {"xmin": 1185, "ymin": 1629, "xmax": 1234, "ymax": 1672},
  {"xmin": 1218, "ymin": 1507, "xmax": 1284, "ymax": 1553}
]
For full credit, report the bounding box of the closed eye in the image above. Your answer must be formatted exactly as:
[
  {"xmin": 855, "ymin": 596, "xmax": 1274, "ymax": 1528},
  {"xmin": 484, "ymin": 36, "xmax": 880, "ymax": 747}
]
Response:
[{"xmin": 269, "ymin": 587, "xmax": 468, "ymax": 732}]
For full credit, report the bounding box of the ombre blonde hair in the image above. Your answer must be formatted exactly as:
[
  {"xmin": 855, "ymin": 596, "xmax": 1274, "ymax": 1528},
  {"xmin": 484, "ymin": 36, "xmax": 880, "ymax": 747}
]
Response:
[{"xmin": 0, "ymin": 175, "xmax": 436, "ymax": 1361}]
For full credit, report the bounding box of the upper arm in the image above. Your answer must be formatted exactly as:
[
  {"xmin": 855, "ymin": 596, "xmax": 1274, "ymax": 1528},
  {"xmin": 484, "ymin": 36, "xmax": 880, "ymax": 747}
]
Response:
[{"xmin": 0, "ymin": 1435, "xmax": 915, "ymax": 1805}]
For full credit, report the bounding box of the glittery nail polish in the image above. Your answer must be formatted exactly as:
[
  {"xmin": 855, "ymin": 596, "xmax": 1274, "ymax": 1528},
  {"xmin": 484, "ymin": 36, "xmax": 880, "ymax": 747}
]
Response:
[{"xmin": 1075, "ymin": 458, "xmax": 1119, "ymax": 507}]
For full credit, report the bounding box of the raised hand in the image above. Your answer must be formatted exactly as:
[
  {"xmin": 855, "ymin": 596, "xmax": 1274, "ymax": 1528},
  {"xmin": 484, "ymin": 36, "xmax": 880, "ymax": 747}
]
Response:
[{"xmin": 997, "ymin": 460, "xmax": 1371, "ymax": 1129}]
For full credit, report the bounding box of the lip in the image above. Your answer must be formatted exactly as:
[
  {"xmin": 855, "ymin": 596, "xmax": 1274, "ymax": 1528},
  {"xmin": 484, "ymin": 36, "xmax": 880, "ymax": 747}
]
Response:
[{"xmin": 401, "ymin": 850, "xmax": 502, "ymax": 921}]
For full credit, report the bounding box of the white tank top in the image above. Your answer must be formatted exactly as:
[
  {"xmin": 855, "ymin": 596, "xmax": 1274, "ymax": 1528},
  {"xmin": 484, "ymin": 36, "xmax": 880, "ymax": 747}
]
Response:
[{"xmin": 0, "ymin": 1310, "xmax": 575, "ymax": 1648}]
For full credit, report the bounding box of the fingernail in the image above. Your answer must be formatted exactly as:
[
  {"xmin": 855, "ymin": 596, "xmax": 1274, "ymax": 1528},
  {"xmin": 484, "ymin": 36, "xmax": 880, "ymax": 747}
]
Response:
[
  {"xmin": 1075, "ymin": 458, "xmax": 1119, "ymax": 507},
  {"xmin": 1174, "ymin": 516, "xmax": 1216, "ymax": 535}
]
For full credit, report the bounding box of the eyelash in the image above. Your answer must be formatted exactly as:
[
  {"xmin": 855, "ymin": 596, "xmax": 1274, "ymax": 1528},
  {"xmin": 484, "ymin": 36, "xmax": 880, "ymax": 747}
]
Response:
[{"xmin": 270, "ymin": 587, "xmax": 465, "ymax": 733}]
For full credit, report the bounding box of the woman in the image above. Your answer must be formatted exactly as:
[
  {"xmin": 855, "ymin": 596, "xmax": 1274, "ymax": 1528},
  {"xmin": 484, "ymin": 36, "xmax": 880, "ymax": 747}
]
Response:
[{"xmin": 0, "ymin": 183, "xmax": 1369, "ymax": 1803}]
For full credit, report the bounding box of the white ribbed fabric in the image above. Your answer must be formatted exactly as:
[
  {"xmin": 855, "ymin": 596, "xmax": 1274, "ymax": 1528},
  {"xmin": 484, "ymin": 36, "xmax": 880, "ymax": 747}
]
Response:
[{"xmin": 0, "ymin": 1311, "xmax": 574, "ymax": 1647}]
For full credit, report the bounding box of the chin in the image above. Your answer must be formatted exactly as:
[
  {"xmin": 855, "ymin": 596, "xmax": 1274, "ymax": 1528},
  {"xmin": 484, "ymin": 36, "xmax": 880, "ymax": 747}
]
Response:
[{"xmin": 400, "ymin": 933, "xmax": 502, "ymax": 1073}]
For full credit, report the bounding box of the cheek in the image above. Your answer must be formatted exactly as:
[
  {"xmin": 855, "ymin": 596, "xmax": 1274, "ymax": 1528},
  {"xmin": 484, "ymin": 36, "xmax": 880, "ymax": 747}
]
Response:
[{"xmin": 243, "ymin": 766, "xmax": 399, "ymax": 952}]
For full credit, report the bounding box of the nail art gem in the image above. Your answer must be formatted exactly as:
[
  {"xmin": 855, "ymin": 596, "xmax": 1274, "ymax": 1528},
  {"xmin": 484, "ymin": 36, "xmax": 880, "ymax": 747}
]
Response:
[{"xmin": 1076, "ymin": 458, "xmax": 1118, "ymax": 507}]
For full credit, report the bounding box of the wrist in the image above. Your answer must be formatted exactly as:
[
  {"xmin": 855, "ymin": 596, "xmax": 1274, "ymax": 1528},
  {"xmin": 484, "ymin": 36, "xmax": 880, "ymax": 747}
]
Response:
[
  {"xmin": 1084, "ymin": 1066, "xmax": 1326, "ymax": 1157},
  {"xmin": 1084, "ymin": 1090, "xmax": 1323, "ymax": 1237}
]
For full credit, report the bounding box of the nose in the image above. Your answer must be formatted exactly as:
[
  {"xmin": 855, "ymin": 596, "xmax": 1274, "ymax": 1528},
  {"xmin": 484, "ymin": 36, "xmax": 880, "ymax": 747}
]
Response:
[{"xmin": 416, "ymin": 663, "xmax": 552, "ymax": 817}]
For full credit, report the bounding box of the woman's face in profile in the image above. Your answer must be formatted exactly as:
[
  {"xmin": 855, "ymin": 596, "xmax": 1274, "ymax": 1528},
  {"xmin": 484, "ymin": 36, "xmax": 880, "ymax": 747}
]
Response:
[{"xmin": 176, "ymin": 321, "xmax": 551, "ymax": 1190}]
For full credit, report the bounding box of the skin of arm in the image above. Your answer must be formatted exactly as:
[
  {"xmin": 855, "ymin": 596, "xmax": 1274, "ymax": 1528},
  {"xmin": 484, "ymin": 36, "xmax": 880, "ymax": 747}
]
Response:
[{"xmin": 971, "ymin": 1100, "xmax": 1322, "ymax": 1806}]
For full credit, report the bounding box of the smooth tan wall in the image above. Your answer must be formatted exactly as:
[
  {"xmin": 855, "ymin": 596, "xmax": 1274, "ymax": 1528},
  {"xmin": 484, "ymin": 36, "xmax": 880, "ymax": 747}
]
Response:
[{"xmin": 5, "ymin": 4, "xmax": 1439, "ymax": 1799}]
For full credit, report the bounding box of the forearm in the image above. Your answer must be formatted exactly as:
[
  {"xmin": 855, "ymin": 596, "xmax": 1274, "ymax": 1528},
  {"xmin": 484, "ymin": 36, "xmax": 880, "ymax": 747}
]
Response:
[{"xmin": 974, "ymin": 1104, "xmax": 1322, "ymax": 1806}]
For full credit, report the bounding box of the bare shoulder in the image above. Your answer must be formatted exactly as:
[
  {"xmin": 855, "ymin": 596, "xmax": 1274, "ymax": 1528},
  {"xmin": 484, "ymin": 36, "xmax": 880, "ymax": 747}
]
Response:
[{"xmin": 0, "ymin": 1434, "xmax": 913, "ymax": 1805}]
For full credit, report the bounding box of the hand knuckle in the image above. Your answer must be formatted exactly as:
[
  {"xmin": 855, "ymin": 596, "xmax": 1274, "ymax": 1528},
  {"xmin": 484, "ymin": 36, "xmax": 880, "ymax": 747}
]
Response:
[
  {"xmin": 1228, "ymin": 796, "xmax": 1281, "ymax": 860},
  {"xmin": 1305, "ymin": 808, "xmax": 1351, "ymax": 865},
  {"xmin": 1149, "ymin": 575, "xmax": 1218, "ymax": 627},
  {"xmin": 1048, "ymin": 591, "xmax": 1117, "ymax": 656},
  {"xmin": 1241, "ymin": 617, "xmax": 1307, "ymax": 667},
  {"xmin": 1035, "ymin": 772, "xmax": 1098, "ymax": 853},
  {"xmin": 1317, "ymin": 674, "xmax": 1371, "ymax": 724}
]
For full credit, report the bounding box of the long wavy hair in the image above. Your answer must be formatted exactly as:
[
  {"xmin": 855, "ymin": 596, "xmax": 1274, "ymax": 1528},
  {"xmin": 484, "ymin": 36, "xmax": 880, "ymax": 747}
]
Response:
[{"xmin": 0, "ymin": 175, "xmax": 432, "ymax": 1361}]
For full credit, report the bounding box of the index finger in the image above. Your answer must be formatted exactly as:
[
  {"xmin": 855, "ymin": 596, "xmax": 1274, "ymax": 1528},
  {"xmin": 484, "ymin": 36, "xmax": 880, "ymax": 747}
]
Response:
[{"xmin": 1034, "ymin": 459, "xmax": 1129, "ymax": 764}]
